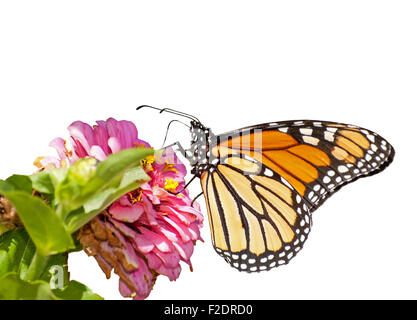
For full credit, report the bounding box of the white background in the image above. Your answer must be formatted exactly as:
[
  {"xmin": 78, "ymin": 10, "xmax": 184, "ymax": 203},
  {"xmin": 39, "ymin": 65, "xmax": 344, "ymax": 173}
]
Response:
[{"xmin": 0, "ymin": 1, "xmax": 416, "ymax": 300}]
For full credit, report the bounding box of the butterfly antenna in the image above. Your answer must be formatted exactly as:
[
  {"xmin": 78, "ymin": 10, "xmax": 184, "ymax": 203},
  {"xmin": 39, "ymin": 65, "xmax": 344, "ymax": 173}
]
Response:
[
  {"xmin": 136, "ymin": 105, "xmax": 201, "ymax": 123},
  {"xmin": 162, "ymin": 119, "xmax": 191, "ymax": 147},
  {"xmin": 160, "ymin": 108, "xmax": 201, "ymax": 123},
  {"xmin": 136, "ymin": 105, "xmax": 163, "ymax": 112}
]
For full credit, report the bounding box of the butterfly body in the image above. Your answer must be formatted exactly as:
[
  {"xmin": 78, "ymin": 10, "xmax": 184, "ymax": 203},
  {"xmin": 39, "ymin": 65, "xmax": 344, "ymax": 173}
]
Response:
[{"xmin": 188, "ymin": 121, "xmax": 214, "ymax": 176}]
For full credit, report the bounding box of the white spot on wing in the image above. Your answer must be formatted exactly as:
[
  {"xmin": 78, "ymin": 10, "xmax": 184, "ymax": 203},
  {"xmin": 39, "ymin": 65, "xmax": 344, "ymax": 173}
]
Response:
[
  {"xmin": 281, "ymin": 177, "xmax": 294, "ymax": 190},
  {"xmin": 300, "ymin": 128, "xmax": 313, "ymax": 135},
  {"xmin": 325, "ymin": 131, "xmax": 334, "ymax": 142},
  {"xmin": 338, "ymin": 165, "xmax": 348, "ymax": 173},
  {"xmin": 264, "ymin": 168, "xmax": 273, "ymax": 177},
  {"xmin": 303, "ymin": 136, "xmax": 319, "ymax": 146}
]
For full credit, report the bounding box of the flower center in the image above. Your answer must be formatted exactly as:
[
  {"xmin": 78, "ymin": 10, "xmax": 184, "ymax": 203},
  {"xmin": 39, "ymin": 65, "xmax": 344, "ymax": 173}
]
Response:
[
  {"xmin": 163, "ymin": 162, "xmax": 178, "ymax": 173},
  {"xmin": 140, "ymin": 155, "xmax": 155, "ymax": 172},
  {"xmin": 164, "ymin": 178, "xmax": 179, "ymax": 192},
  {"xmin": 128, "ymin": 190, "xmax": 142, "ymax": 204}
]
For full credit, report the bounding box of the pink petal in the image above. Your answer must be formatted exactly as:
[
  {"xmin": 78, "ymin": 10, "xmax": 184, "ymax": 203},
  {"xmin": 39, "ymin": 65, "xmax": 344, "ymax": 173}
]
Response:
[
  {"xmin": 158, "ymin": 224, "xmax": 179, "ymax": 242},
  {"xmin": 118, "ymin": 120, "xmax": 138, "ymax": 149},
  {"xmin": 68, "ymin": 121, "xmax": 96, "ymax": 155},
  {"xmin": 109, "ymin": 202, "xmax": 144, "ymax": 223},
  {"xmin": 138, "ymin": 227, "xmax": 171, "ymax": 253},
  {"xmin": 119, "ymin": 280, "xmax": 134, "ymax": 298},
  {"xmin": 93, "ymin": 121, "xmax": 111, "ymax": 154},
  {"xmin": 160, "ymin": 205, "xmax": 192, "ymax": 225},
  {"xmin": 161, "ymin": 215, "xmax": 191, "ymax": 242},
  {"xmin": 139, "ymin": 196, "xmax": 158, "ymax": 225},
  {"xmin": 154, "ymin": 263, "xmax": 181, "ymax": 281},
  {"xmin": 120, "ymin": 258, "xmax": 153, "ymax": 300},
  {"xmin": 105, "ymin": 118, "xmax": 120, "ymax": 140},
  {"xmin": 118, "ymin": 195, "xmax": 132, "ymax": 207},
  {"xmin": 110, "ymin": 218, "xmax": 138, "ymax": 238},
  {"xmin": 108, "ymin": 136, "xmax": 122, "ymax": 154},
  {"xmin": 145, "ymin": 252, "xmax": 162, "ymax": 270},
  {"xmin": 172, "ymin": 240, "xmax": 194, "ymax": 261},
  {"xmin": 70, "ymin": 137, "xmax": 89, "ymax": 158},
  {"xmin": 152, "ymin": 247, "xmax": 180, "ymax": 268},
  {"xmin": 90, "ymin": 145, "xmax": 107, "ymax": 161},
  {"xmin": 49, "ymin": 137, "xmax": 68, "ymax": 160},
  {"xmin": 127, "ymin": 259, "xmax": 153, "ymax": 298},
  {"xmin": 187, "ymin": 222, "xmax": 201, "ymax": 241},
  {"xmin": 133, "ymin": 234, "xmax": 155, "ymax": 254}
]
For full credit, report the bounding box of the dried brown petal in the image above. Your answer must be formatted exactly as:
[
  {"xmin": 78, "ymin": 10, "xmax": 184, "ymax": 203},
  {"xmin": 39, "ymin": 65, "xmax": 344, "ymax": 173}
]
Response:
[
  {"xmin": 0, "ymin": 196, "xmax": 22, "ymax": 230},
  {"xmin": 77, "ymin": 215, "xmax": 157, "ymax": 295}
]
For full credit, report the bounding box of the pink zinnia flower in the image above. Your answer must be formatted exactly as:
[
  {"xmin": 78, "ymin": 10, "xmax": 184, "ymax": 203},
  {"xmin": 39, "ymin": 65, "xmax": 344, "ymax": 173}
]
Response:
[{"xmin": 36, "ymin": 118, "xmax": 203, "ymax": 300}]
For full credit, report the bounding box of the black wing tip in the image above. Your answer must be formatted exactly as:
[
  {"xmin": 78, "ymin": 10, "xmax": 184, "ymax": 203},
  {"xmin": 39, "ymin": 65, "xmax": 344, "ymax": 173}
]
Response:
[
  {"xmin": 367, "ymin": 143, "xmax": 395, "ymax": 178},
  {"xmin": 308, "ymin": 142, "xmax": 395, "ymax": 213}
]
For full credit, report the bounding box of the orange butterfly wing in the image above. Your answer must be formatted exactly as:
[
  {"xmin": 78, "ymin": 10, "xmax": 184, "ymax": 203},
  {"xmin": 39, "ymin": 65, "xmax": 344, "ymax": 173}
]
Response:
[
  {"xmin": 213, "ymin": 120, "xmax": 394, "ymax": 211},
  {"xmin": 200, "ymin": 120, "xmax": 394, "ymax": 271}
]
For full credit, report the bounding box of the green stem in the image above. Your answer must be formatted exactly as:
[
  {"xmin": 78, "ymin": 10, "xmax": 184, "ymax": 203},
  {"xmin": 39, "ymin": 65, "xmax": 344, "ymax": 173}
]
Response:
[{"xmin": 21, "ymin": 250, "xmax": 49, "ymax": 282}]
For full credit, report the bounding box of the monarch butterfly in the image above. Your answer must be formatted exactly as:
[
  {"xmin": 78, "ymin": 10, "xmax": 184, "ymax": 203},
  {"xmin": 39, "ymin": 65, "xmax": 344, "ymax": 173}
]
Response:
[{"xmin": 137, "ymin": 106, "xmax": 395, "ymax": 272}]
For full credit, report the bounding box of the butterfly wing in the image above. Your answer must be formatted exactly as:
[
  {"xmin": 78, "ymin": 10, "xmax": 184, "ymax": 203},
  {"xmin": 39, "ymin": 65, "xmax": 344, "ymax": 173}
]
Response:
[
  {"xmin": 200, "ymin": 156, "xmax": 312, "ymax": 272},
  {"xmin": 201, "ymin": 120, "xmax": 394, "ymax": 271},
  {"xmin": 212, "ymin": 120, "xmax": 395, "ymax": 212}
]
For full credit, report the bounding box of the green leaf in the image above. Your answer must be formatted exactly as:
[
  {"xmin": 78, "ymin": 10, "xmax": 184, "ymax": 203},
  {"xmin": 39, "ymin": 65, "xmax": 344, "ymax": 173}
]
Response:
[
  {"xmin": 0, "ymin": 229, "xmax": 68, "ymax": 281},
  {"xmin": 0, "ymin": 192, "xmax": 74, "ymax": 255},
  {"xmin": 83, "ymin": 165, "xmax": 148, "ymax": 214},
  {"xmin": 0, "ymin": 229, "xmax": 33, "ymax": 278},
  {"xmin": 0, "ymin": 229, "xmax": 101, "ymax": 300},
  {"xmin": 53, "ymin": 281, "xmax": 103, "ymax": 300},
  {"xmin": 5, "ymin": 175, "xmax": 33, "ymax": 194},
  {"xmin": 82, "ymin": 188, "xmax": 116, "ymax": 214},
  {"xmin": 0, "ymin": 272, "xmax": 58, "ymax": 300},
  {"xmin": 55, "ymin": 148, "xmax": 153, "ymax": 216},
  {"xmin": 48, "ymin": 168, "xmax": 69, "ymax": 189},
  {"xmin": 30, "ymin": 171, "xmax": 55, "ymax": 194},
  {"xmin": 54, "ymin": 158, "xmax": 98, "ymax": 213},
  {"xmin": 65, "ymin": 165, "xmax": 149, "ymax": 232},
  {"xmin": 0, "ymin": 180, "xmax": 16, "ymax": 193},
  {"xmin": 39, "ymin": 251, "xmax": 69, "ymax": 286},
  {"xmin": 0, "ymin": 273, "xmax": 102, "ymax": 300},
  {"xmin": 52, "ymin": 148, "xmax": 152, "ymax": 231},
  {"xmin": 76, "ymin": 147, "xmax": 153, "ymax": 200}
]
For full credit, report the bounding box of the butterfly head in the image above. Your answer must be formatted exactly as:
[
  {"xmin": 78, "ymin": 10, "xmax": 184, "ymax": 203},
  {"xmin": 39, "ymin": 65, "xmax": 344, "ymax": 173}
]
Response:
[
  {"xmin": 190, "ymin": 120, "xmax": 210, "ymax": 143},
  {"xmin": 136, "ymin": 105, "xmax": 216, "ymax": 175}
]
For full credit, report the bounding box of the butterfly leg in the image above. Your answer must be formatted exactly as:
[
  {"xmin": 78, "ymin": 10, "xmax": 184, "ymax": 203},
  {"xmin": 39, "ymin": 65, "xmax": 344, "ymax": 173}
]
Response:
[
  {"xmin": 164, "ymin": 141, "xmax": 192, "ymax": 160},
  {"xmin": 163, "ymin": 141, "xmax": 199, "ymax": 195},
  {"xmin": 168, "ymin": 174, "xmax": 198, "ymax": 195},
  {"xmin": 191, "ymin": 192, "xmax": 203, "ymax": 206},
  {"xmin": 161, "ymin": 120, "xmax": 191, "ymax": 148}
]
